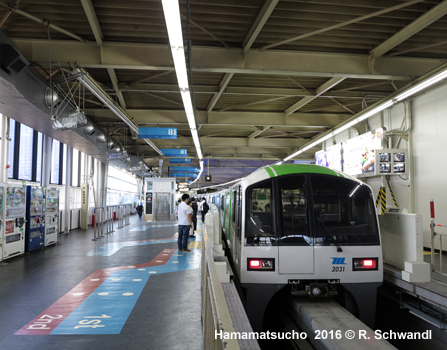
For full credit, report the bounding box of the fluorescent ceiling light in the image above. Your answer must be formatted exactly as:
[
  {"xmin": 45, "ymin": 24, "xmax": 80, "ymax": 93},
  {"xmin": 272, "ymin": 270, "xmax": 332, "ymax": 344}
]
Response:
[
  {"xmin": 190, "ymin": 160, "xmax": 204, "ymax": 184},
  {"xmin": 395, "ymin": 68, "xmax": 447, "ymax": 102},
  {"xmin": 162, "ymin": 0, "xmax": 203, "ymax": 161},
  {"xmin": 281, "ymin": 64, "xmax": 447, "ymax": 163},
  {"xmin": 161, "ymin": 0, "xmax": 183, "ymax": 48}
]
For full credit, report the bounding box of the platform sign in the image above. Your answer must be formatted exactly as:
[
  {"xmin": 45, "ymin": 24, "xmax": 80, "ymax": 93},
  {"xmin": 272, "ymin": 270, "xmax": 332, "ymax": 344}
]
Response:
[
  {"xmin": 168, "ymin": 166, "xmax": 200, "ymax": 173},
  {"xmin": 161, "ymin": 149, "xmax": 187, "ymax": 157},
  {"xmin": 138, "ymin": 127, "xmax": 177, "ymax": 139},
  {"xmin": 169, "ymin": 173, "xmax": 198, "ymax": 178},
  {"xmin": 169, "ymin": 158, "xmax": 192, "ymax": 164}
]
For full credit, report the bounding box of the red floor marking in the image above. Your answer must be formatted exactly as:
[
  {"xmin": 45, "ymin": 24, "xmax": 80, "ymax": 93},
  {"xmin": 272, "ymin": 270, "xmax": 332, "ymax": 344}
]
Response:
[{"xmin": 15, "ymin": 249, "xmax": 175, "ymax": 335}]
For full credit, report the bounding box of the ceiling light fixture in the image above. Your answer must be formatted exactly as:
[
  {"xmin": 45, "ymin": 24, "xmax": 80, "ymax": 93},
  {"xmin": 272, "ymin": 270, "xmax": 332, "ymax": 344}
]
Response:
[
  {"xmin": 282, "ymin": 64, "xmax": 447, "ymax": 162},
  {"xmin": 161, "ymin": 0, "xmax": 203, "ymax": 163}
]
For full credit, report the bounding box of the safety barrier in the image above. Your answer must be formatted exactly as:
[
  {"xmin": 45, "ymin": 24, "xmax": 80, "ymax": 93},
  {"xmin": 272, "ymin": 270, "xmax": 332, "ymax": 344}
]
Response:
[
  {"xmin": 116, "ymin": 204, "xmax": 131, "ymax": 229},
  {"xmin": 201, "ymin": 223, "xmax": 239, "ymax": 350},
  {"xmin": 104, "ymin": 206, "xmax": 115, "ymax": 234},
  {"xmin": 430, "ymin": 199, "xmax": 447, "ymax": 275},
  {"xmin": 92, "ymin": 207, "xmax": 105, "ymax": 241},
  {"xmin": 201, "ymin": 205, "xmax": 260, "ymax": 350}
]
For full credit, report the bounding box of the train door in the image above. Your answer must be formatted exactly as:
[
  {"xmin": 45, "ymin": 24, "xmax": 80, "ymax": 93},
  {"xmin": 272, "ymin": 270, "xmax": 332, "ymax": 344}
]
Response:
[
  {"xmin": 154, "ymin": 193, "xmax": 170, "ymax": 221},
  {"xmin": 232, "ymin": 186, "xmax": 242, "ymax": 265},
  {"xmin": 277, "ymin": 175, "xmax": 314, "ymax": 274}
]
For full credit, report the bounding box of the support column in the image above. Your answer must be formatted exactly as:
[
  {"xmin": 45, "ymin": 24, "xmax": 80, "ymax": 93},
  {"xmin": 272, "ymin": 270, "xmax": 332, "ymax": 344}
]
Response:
[
  {"xmin": 41, "ymin": 135, "xmax": 52, "ymax": 188},
  {"xmin": 0, "ymin": 115, "xmax": 9, "ymax": 183},
  {"xmin": 64, "ymin": 146, "xmax": 71, "ymax": 234},
  {"xmin": 406, "ymin": 101, "xmax": 415, "ymax": 213}
]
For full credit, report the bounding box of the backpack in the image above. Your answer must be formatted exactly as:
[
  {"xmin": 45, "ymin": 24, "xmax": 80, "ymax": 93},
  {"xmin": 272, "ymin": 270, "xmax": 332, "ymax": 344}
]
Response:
[{"xmin": 203, "ymin": 202, "xmax": 209, "ymax": 212}]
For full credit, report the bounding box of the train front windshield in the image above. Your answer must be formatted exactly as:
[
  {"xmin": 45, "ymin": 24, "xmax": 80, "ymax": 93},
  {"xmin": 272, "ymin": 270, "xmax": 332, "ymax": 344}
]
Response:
[
  {"xmin": 311, "ymin": 175, "xmax": 380, "ymax": 246},
  {"xmin": 245, "ymin": 174, "xmax": 380, "ymax": 246}
]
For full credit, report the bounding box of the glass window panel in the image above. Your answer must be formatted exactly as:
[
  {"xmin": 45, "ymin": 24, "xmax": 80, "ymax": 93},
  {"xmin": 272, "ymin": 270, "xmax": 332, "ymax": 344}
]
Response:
[
  {"xmin": 80, "ymin": 152, "xmax": 86, "ymax": 184},
  {"xmin": 7, "ymin": 120, "xmax": 15, "ymax": 178},
  {"xmin": 278, "ymin": 175, "xmax": 310, "ymax": 245},
  {"xmin": 18, "ymin": 124, "xmax": 34, "ymax": 180},
  {"xmin": 311, "ymin": 175, "xmax": 380, "ymax": 246},
  {"xmin": 36, "ymin": 132, "xmax": 43, "ymax": 182},
  {"xmin": 72, "ymin": 149, "xmax": 79, "ymax": 187},
  {"xmin": 246, "ymin": 180, "xmax": 274, "ymax": 246},
  {"xmin": 51, "ymin": 140, "xmax": 60, "ymax": 184}
]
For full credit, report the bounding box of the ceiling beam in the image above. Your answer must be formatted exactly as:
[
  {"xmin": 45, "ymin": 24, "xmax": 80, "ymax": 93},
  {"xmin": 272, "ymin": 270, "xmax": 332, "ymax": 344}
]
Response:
[
  {"xmin": 285, "ymin": 77, "xmax": 345, "ymax": 116},
  {"xmin": 261, "ymin": 0, "xmax": 424, "ymax": 50},
  {"xmin": 0, "ymin": 3, "xmax": 85, "ymax": 42},
  {"xmin": 207, "ymin": 73, "xmax": 234, "ymax": 112},
  {"xmin": 180, "ymin": 14, "xmax": 229, "ymax": 48},
  {"xmin": 248, "ymin": 126, "xmax": 271, "ymax": 140},
  {"xmin": 243, "ymin": 0, "xmax": 279, "ymax": 52},
  {"xmin": 369, "ymin": 0, "xmax": 447, "ymax": 60},
  {"xmin": 85, "ymin": 110, "xmax": 344, "ymax": 128},
  {"xmin": 80, "ymin": 0, "xmax": 103, "ymax": 46},
  {"xmin": 107, "ymin": 68, "xmax": 126, "ymax": 109},
  {"xmin": 14, "ymin": 39, "xmax": 438, "ymax": 79},
  {"xmin": 80, "ymin": 0, "xmax": 128, "ymax": 110}
]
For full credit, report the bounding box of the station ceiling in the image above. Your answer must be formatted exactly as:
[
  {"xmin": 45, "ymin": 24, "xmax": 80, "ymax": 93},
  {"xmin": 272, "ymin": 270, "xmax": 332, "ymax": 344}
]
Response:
[{"xmin": 1, "ymin": 0, "xmax": 447, "ymax": 186}]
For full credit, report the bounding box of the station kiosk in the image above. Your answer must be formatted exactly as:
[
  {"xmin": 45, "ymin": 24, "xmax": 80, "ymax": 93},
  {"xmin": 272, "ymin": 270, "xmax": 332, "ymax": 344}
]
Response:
[
  {"xmin": 25, "ymin": 186, "xmax": 46, "ymax": 252},
  {"xmin": 2, "ymin": 184, "xmax": 26, "ymax": 260},
  {"xmin": 45, "ymin": 187, "xmax": 59, "ymax": 246}
]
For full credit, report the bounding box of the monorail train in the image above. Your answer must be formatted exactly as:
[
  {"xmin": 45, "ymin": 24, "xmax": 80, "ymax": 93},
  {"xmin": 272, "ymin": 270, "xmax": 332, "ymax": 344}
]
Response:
[{"xmin": 205, "ymin": 164, "xmax": 383, "ymax": 332}]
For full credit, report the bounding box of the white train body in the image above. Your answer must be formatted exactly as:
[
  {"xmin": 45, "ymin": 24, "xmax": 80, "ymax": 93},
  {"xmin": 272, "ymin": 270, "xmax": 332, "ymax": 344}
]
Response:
[{"xmin": 206, "ymin": 164, "xmax": 383, "ymax": 331}]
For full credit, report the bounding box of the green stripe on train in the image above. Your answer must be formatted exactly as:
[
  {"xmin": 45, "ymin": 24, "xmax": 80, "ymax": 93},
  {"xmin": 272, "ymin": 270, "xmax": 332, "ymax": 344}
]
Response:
[{"xmin": 268, "ymin": 164, "xmax": 342, "ymax": 177}]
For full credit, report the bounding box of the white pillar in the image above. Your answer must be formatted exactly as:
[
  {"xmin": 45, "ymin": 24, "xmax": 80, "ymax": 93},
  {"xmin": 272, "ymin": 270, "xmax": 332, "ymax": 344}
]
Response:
[
  {"xmin": 41, "ymin": 135, "xmax": 52, "ymax": 188},
  {"xmin": 64, "ymin": 146, "xmax": 71, "ymax": 234},
  {"xmin": 0, "ymin": 115, "xmax": 9, "ymax": 183}
]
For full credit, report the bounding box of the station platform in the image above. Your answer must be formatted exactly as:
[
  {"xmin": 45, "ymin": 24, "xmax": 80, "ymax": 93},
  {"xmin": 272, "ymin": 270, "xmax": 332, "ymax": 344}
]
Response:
[{"xmin": 0, "ymin": 215, "xmax": 203, "ymax": 350}]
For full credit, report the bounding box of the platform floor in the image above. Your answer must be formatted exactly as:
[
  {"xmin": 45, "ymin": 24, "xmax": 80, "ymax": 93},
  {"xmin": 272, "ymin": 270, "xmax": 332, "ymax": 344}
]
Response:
[{"xmin": 0, "ymin": 215, "xmax": 203, "ymax": 350}]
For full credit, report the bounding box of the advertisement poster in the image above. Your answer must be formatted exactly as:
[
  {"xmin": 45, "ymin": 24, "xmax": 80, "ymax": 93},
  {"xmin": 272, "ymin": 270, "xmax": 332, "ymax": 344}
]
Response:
[
  {"xmin": 315, "ymin": 144, "xmax": 342, "ymax": 171},
  {"xmin": 342, "ymin": 128, "xmax": 383, "ymax": 176}
]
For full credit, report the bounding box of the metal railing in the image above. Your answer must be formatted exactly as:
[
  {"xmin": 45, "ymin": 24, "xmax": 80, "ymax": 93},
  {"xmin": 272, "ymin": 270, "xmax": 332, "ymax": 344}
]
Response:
[
  {"xmin": 201, "ymin": 224, "xmax": 239, "ymax": 350},
  {"xmin": 105, "ymin": 206, "xmax": 115, "ymax": 234},
  {"xmin": 92, "ymin": 207, "xmax": 105, "ymax": 241},
  {"xmin": 116, "ymin": 204, "xmax": 131, "ymax": 229}
]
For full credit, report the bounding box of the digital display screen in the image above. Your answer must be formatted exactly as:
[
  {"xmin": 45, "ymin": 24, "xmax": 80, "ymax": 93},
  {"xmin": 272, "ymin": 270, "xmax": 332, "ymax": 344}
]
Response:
[
  {"xmin": 379, "ymin": 163, "xmax": 391, "ymax": 173},
  {"xmin": 394, "ymin": 163, "xmax": 405, "ymax": 173},
  {"xmin": 393, "ymin": 153, "xmax": 405, "ymax": 162},
  {"xmin": 379, "ymin": 153, "xmax": 391, "ymax": 162}
]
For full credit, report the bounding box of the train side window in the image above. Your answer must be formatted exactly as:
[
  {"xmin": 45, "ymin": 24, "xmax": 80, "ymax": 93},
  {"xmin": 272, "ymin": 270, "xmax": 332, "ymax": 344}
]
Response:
[
  {"xmin": 245, "ymin": 180, "xmax": 274, "ymax": 246},
  {"xmin": 277, "ymin": 175, "xmax": 311, "ymax": 245}
]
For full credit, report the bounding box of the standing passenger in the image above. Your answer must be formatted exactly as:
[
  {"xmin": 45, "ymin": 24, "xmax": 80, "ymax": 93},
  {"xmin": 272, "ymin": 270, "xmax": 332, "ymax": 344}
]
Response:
[
  {"xmin": 177, "ymin": 194, "xmax": 192, "ymax": 253},
  {"xmin": 201, "ymin": 198, "xmax": 209, "ymax": 223},
  {"xmin": 190, "ymin": 197, "xmax": 198, "ymax": 237}
]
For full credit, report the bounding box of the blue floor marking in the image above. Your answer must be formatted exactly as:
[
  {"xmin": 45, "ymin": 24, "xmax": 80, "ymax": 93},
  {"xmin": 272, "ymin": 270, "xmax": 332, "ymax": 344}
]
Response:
[
  {"xmin": 85, "ymin": 239, "xmax": 177, "ymax": 256},
  {"xmin": 51, "ymin": 250, "xmax": 201, "ymax": 335},
  {"xmin": 129, "ymin": 224, "xmax": 176, "ymax": 232}
]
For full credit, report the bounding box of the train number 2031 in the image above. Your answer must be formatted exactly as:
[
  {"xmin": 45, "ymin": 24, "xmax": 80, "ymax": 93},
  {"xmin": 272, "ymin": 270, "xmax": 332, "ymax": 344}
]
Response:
[{"xmin": 332, "ymin": 266, "xmax": 345, "ymax": 272}]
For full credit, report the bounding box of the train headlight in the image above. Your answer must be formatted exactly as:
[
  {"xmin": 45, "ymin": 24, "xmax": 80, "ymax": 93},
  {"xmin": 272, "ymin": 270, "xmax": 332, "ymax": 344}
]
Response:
[
  {"xmin": 352, "ymin": 257, "xmax": 378, "ymax": 271},
  {"xmin": 247, "ymin": 258, "xmax": 275, "ymax": 271}
]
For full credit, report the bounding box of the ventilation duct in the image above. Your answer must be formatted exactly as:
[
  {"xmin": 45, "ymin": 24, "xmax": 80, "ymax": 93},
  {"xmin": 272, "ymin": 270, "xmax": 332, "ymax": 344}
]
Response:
[{"xmin": 52, "ymin": 107, "xmax": 87, "ymax": 131}]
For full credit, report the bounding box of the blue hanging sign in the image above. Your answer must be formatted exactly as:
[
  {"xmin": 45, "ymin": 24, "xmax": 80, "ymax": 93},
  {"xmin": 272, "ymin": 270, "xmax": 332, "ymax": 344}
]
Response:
[
  {"xmin": 169, "ymin": 172, "xmax": 198, "ymax": 178},
  {"xmin": 161, "ymin": 149, "xmax": 188, "ymax": 157},
  {"xmin": 169, "ymin": 158, "xmax": 192, "ymax": 164},
  {"xmin": 169, "ymin": 166, "xmax": 200, "ymax": 173},
  {"xmin": 139, "ymin": 127, "xmax": 177, "ymax": 139}
]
